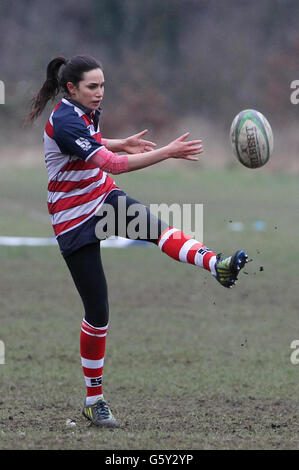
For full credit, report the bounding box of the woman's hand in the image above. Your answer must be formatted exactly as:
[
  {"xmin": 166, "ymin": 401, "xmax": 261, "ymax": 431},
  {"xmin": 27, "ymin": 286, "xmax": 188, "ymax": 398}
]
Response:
[
  {"xmin": 165, "ymin": 133, "xmax": 203, "ymax": 161},
  {"xmin": 123, "ymin": 129, "xmax": 157, "ymax": 154},
  {"xmin": 117, "ymin": 131, "xmax": 203, "ymax": 173}
]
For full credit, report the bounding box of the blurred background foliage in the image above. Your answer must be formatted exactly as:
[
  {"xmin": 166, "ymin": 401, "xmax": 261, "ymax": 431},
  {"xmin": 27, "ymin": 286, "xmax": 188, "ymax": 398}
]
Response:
[{"xmin": 0, "ymin": 0, "xmax": 299, "ymax": 166}]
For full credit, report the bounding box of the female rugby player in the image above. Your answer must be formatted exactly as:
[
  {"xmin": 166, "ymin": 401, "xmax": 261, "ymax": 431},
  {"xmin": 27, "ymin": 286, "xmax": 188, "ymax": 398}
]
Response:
[{"xmin": 26, "ymin": 55, "xmax": 248, "ymax": 428}]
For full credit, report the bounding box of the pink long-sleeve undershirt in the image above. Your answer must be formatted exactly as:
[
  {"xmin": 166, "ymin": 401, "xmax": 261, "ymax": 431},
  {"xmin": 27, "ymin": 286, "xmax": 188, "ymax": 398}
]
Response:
[{"xmin": 89, "ymin": 146, "xmax": 129, "ymax": 175}]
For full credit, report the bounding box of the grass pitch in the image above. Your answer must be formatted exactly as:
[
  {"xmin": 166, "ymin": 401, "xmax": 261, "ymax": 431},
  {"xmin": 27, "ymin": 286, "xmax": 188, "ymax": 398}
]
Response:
[{"xmin": 0, "ymin": 160, "xmax": 299, "ymax": 450}]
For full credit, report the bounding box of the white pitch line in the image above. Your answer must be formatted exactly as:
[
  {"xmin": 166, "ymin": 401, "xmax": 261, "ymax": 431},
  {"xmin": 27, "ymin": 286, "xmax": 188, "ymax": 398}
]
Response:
[{"xmin": 0, "ymin": 236, "xmax": 150, "ymax": 247}]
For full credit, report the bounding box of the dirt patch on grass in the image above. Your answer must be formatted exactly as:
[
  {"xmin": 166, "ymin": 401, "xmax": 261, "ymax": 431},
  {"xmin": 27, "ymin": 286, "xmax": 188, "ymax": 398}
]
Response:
[{"xmin": 1, "ymin": 394, "xmax": 298, "ymax": 450}]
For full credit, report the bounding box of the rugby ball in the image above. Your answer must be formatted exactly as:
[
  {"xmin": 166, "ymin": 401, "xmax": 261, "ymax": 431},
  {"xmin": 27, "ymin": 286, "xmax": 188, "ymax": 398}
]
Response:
[{"xmin": 230, "ymin": 109, "xmax": 273, "ymax": 168}]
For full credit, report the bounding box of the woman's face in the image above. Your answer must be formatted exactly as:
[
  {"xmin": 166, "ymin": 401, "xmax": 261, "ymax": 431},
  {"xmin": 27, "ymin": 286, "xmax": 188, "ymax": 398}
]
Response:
[{"xmin": 67, "ymin": 68, "xmax": 105, "ymax": 111}]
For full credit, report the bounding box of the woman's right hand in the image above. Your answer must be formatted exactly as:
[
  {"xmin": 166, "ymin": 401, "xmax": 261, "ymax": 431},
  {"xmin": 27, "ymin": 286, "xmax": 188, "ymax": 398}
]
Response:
[{"xmin": 165, "ymin": 132, "xmax": 203, "ymax": 161}]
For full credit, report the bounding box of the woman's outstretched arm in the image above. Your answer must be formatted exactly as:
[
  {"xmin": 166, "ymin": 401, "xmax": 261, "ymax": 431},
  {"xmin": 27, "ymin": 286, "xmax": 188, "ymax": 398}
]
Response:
[{"xmin": 90, "ymin": 132, "xmax": 203, "ymax": 174}]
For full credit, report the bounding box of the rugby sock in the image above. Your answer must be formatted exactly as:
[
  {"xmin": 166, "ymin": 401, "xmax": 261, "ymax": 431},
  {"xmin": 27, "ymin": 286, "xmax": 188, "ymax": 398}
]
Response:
[
  {"xmin": 80, "ymin": 319, "xmax": 108, "ymax": 405},
  {"xmin": 157, "ymin": 227, "xmax": 217, "ymax": 275}
]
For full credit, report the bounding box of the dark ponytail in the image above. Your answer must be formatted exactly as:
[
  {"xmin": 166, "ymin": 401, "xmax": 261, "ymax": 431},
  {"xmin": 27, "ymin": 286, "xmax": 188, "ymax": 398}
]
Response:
[
  {"xmin": 25, "ymin": 56, "xmax": 67, "ymax": 124},
  {"xmin": 25, "ymin": 55, "xmax": 102, "ymax": 124}
]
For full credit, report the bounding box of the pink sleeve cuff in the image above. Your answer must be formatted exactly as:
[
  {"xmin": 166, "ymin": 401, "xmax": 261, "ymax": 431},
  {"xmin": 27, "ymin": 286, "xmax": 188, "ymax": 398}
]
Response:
[{"xmin": 89, "ymin": 146, "xmax": 129, "ymax": 175}]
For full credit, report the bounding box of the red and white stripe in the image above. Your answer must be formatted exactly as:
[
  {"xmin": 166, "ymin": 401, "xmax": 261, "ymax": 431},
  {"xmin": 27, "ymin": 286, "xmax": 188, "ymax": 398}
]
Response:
[
  {"xmin": 158, "ymin": 227, "xmax": 217, "ymax": 274},
  {"xmin": 45, "ymin": 100, "xmax": 118, "ymax": 238},
  {"xmin": 80, "ymin": 319, "xmax": 108, "ymax": 405}
]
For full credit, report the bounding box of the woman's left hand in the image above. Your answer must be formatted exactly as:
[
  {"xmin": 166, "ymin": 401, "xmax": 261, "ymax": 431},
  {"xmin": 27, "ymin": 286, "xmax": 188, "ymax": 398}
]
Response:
[{"xmin": 123, "ymin": 130, "xmax": 157, "ymax": 154}]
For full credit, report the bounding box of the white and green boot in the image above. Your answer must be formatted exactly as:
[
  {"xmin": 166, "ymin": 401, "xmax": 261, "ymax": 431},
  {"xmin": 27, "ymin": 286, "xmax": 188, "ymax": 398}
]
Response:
[{"xmin": 83, "ymin": 397, "xmax": 120, "ymax": 428}]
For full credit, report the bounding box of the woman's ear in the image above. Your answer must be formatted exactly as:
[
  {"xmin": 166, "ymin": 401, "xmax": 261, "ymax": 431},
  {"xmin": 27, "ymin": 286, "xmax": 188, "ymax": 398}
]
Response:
[{"xmin": 66, "ymin": 81, "xmax": 76, "ymax": 96}]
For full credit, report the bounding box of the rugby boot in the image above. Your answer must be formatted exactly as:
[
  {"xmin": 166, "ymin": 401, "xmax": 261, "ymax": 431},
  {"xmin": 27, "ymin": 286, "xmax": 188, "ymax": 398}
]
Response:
[
  {"xmin": 82, "ymin": 397, "xmax": 120, "ymax": 428},
  {"xmin": 214, "ymin": 250, "xmax": 248, "ymax": 288}
]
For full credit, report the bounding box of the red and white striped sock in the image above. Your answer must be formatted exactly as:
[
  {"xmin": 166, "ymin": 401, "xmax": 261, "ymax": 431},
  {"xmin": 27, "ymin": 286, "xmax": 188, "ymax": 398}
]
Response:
[
  {"xmin": 80, "ymin": 319, "xmax": 108, "ymax": 405},
  {"xmin": 157, "ymin": 227, "xmax": 217, "ymax": 275}
]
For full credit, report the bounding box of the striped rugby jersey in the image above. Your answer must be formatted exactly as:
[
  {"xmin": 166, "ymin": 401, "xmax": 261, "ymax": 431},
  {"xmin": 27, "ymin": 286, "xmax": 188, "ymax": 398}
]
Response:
[{"xmin": 44, "ymin": 98, "xmax": 118, "ymax": 238}]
